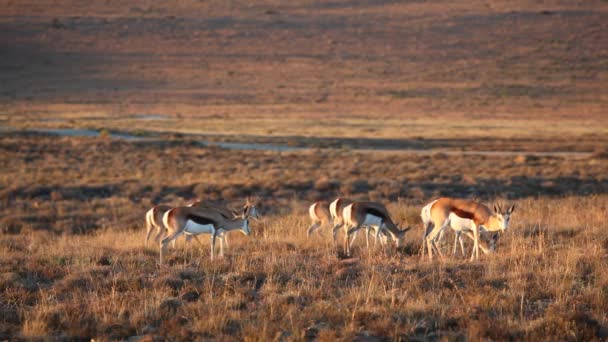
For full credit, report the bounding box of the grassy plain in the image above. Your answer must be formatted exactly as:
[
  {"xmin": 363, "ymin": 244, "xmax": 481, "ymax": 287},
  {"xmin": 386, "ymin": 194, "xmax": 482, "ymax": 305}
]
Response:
[
  {"xmin": 2, "ymin": 0, "xmax": 607, "ymax": 145},
  {"xmin": 1, "ymin": 0, "xmax": 608, "ymax": 340},
  {"xmin": 0, "ymin": 134, "xmax": 607, "ymax": 340}
]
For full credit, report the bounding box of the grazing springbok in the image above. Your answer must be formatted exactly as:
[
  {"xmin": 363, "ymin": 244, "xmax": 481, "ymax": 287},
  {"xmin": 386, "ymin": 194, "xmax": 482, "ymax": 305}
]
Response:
[
  {"xmin": 341, "ymin": 201, "xmax": 410, "ymax": 257},
  {"xmin": 423, "ymin": 197, "xmax": 514, "ymax": 261},
  {"xmin": 420, "ymin": 200, "xmax": 499, "ymax": 257},
  {"xmin": 308, "ymin": 199, "xmax": 389, "ymax": 247},
  {"xmin": 307, "ymin": 201, "xmax": 332, "ymax": 237},
  {"xmin": 187, "ymin": 199, "xmax": 242, "ymax": 247},
  {"xmin": 160, "ymin": 201, "xmax": 259, "ymax": 265},
  {"xmin": 144, "ymin": 200, "xmax": 236, "ymax": 248},
  {"xmin": 329, "ymin": 197, "xmax": 390, "ymax": 247}
]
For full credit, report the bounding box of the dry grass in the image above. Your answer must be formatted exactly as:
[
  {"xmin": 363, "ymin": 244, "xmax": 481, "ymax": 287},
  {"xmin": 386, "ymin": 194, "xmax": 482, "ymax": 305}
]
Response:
[
  {"xmin": 1, "ymin": 0, "xmax": 608, "ymax": 339},
  {"xmin": 1, "ymin": 196, "xmax": 607, "ymax": 340},
  {"xmin": 0, "ymin": 133, "xmax": 607, "ymax": 340},
  {"xmin": 1, "ymin": 134, "xmax": 607, "ymax": 235},
  {"xmin": 2, "ymin": 0, "xmax": 607, "ymax": 143}
]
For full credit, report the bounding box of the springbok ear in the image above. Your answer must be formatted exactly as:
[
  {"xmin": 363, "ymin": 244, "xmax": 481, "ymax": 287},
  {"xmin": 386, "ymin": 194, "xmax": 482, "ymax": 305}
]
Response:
[
  {"xmin": 493, "ymin": 204, "xmax": 499, "ymax": 213},
  {"xmin": 508, "ymin": 204, "xmax": 515, "ymax": 214}
]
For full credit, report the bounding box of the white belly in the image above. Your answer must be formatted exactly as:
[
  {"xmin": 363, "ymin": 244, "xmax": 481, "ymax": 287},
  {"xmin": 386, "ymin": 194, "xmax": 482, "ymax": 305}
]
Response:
[
  {"xmin": 184, "ymin": 220, "xmax": 216, "ymax": 235},
  {"xmin": 362, "ymin": 214, "xmax": 383, "ymax": 228},
  {"xmin": 448, "ymin": 213, "xmax": 491, "ymax": 233},
  {"xmin": 448, "ymin": 213, "xmax": 474, "ymax": 232}
]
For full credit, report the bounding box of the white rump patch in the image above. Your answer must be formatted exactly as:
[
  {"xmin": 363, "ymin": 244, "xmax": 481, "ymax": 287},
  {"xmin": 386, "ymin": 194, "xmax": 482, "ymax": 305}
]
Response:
[
  {"xmin": 184, "ymin": 220, "xmax": 216, "ymax": 235},
  {"xmin": 309, "ymin": 203, "xmax": 318, "ymax": 221},
  {"xmin": 329, "ymin": 199, "xmax": 340, "ymax": 220},
  {"xmin": 342, "ymin": 203, "xmax": 353, "ymax": 224},
  {"xmin": 420, "ymin": 199, "xmax": 438, "ymax": 225}
]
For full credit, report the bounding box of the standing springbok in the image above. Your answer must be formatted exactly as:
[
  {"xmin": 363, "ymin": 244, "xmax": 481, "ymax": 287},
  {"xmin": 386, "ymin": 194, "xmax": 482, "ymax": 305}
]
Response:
[
  {"xmin": 160, "ymin": 201, "xmax": 259, "ymax": 265},
  {"xmin": 424, "ymin": 197, "xmax": 514, "ymax": 261},
  {"xmin": 144, "ymin": 200, "xmax": 236, "ymax": 248},
  {"xmin": 307, "ymin": 201, "xmax": 332, "ymax": 237},
  {"xmin": 341, "ymin": 201, "xmax": 410, "ymax": 257},
  {"xmin": 420, "ymin": 199, "xmax": 499, "ymax": 257}
]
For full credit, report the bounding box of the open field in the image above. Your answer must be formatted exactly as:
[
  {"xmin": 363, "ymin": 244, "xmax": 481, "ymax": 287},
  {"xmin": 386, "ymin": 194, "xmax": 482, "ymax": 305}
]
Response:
[
  {"xmin": 0, "ymin": 133, "xmax": 607, "ymax": 340},
  {"xmin": 1, "ymin": 0, "xmax": 608, "ymax": 340},
  {"xmin": 1, "ymin": 0, "xmax": 607, "ymax": 147}
]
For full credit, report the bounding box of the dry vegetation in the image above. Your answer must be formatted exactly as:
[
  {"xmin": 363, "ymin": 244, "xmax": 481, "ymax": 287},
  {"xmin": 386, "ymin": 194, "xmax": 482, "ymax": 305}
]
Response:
[
  {"xmin": 1, "ymin": 0, "xmax": 608, "ymax": 340},
  {"xmin": 0, "ymin": 134, "xmax": 607, "ymax": 340},
  {"xmin": 1, "ymin": 0, "xmax": 607, "ymax": 143}
]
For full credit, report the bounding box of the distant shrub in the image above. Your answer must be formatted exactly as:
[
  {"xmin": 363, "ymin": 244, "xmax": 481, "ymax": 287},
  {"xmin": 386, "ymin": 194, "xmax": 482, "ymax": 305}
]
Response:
[
  {"xmin": 590, "ymin": 148, "xmax": 608, "ymax": 159},
  {"xmin": 221, "ymin": 187, "xmax": 243, "ymax": 200},
  {"xmin": 314, "ymin": 177, "xmax": 338, "ymax": 192},
  {"xmin": 154, "ymin": 275, "xmax": 184, "ymax": 291},
  {"xmin": 50, "ymin": 190, "xmax": 63, "ymax": 201},
  {"xmin": 407, "ymin": 186, "xmax": 426, "ymax": 200},
  {"xmin": 130, "ymin": 129, "xmax": 148, "ymax": 137},
  {"xmin": 0, "ymin": 217, "xmax": 23, "ymax": 234},
  {"xmin": 193, "ymin": 183, "xmax": 220, "ymax": 199},
  {"xmin": 348, "ymin": 179, "xmax": 371, "ymax": 194},
  {"xmin": 99, "ymin": 128, "xmax": 111, "ymax": 139},
  {"xmin": 158, "ymin": 298, "xmax": 183, "ymax": 320},
  {"xmin": 514, "ymin": 154, "xmax": 540, "ymax": 164}
]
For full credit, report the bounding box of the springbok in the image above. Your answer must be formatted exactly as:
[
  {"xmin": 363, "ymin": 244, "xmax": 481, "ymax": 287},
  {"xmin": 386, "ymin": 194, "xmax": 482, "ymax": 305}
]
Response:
[
  {"xmin": 307, "ymin": 201, "xmax": 332, "ymax": 237},
  {"xmin": 160, "ymin": 201, "xmax": 259, "ymax": 265},
  {"xmin": 423, "ymin": 197, "xmax": 514, "ymax": 261},
  {"xmin": 420, "ymin": 199, "xmax": 499, "ymax": 257},
  {"xmin": 329, "ymin": 197, "xmax": 388, "ymax": 247},
  {"xmin": 187, "ymin": 199, "xmax": 242, "ymax": 248},
  {"xmin": 341, "ymin": 201, "xmax": 410, "ymax": 257},
  {"xmin": 144, "ymin": 200, "xmax": 236, "ymax": 248}
]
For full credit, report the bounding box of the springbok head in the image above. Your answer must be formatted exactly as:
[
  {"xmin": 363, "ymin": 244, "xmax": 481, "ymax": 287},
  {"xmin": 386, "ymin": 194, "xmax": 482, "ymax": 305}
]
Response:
[
  {"xmin": 493, "ymin": 203, "xmax": 515, "ymax": 231},
  {"xmin": 235, "ymin": 198, "xmax": 259, "ymax": 236},
  {"xmin": 389, "ymin": 224, "xmax": 412, "ymax": 247},
  {"xmin": 242, "ymin": 197, "xmax": 260, "ymax": 220}
]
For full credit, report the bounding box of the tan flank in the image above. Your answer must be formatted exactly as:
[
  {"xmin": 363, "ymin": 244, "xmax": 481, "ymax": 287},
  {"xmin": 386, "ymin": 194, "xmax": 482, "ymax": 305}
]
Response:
[
  {"xmin": 425, "ymin": 197, "xmax": 514, "ymax": 261},
  {"xmin": 420, "ymin": 200, "xmax": 500, "ymax": 258}
]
